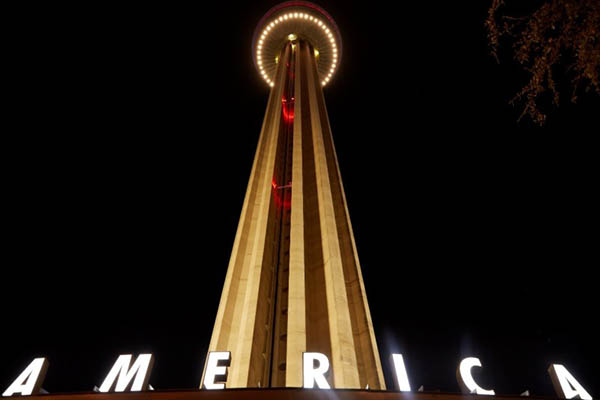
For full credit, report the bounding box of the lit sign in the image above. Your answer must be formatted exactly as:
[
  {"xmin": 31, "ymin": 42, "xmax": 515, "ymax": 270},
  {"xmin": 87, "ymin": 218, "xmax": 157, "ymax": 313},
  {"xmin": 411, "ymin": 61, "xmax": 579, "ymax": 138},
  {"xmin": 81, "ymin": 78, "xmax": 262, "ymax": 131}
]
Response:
[
  {"xmin": 2, "ymin": 358, "xmax": 48, "ymax": 397},
  {"xmin": 548, "ymin": 364, "xmax": 592, "ymax": 400},
  {"xmin": 456, "ymin": 357, "xmax": 495, "ymax": 395},
  {"xmin": 303, "ymin": 352, "xmax": 330, "ymax": 389},
  {"xmin": 202, "ymin": 352, "xmax": 230, "ymax": 390},
  {"xmin": 2, "ymin": 353, "xmax": 594, "ymax": 398},
  {"xmin": 390, "ymin": 354, "xmax": 411, "ymax": 392},
  {"xmin": 98, "ymin": 354, "xmax": 154, "ymax": 393}
]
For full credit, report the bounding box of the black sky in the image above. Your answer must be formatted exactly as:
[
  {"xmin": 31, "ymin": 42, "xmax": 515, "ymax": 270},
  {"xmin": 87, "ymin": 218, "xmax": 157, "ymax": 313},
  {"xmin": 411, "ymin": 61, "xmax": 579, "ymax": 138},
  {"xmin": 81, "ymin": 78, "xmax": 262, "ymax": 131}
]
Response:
[{"xmin": 2, "ymin": 1, "xmax": 598, "ymax": 398}]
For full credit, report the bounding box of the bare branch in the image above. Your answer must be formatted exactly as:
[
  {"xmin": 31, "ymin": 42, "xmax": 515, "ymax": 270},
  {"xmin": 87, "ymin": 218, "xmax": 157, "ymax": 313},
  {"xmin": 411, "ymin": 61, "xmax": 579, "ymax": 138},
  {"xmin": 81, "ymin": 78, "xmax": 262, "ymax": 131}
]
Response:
[{"xmin": 486, "ymin": 0, "xmax": 600, "ymax": 125}]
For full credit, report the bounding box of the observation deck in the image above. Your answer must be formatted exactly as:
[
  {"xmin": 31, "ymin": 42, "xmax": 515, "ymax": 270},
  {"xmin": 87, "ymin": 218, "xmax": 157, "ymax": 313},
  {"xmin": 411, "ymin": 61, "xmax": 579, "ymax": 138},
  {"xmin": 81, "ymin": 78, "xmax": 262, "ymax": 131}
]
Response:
[{"xmin": 252, "ymin": 1, "xmax": 342, "ymax": 87}]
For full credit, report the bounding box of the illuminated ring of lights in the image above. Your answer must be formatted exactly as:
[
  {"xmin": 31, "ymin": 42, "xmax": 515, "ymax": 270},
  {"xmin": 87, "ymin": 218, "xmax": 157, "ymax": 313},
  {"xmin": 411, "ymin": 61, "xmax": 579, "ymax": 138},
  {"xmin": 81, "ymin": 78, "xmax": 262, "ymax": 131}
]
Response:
[{"xmin": 251, "ymin": 1, "xmax": 342, "ymax": 88}]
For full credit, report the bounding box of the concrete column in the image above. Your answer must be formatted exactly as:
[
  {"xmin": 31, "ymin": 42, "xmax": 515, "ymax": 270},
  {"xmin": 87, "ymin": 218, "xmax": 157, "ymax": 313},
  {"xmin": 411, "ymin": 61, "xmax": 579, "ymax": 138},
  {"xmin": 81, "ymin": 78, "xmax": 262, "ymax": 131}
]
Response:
[
  {"xmin": 305, "ymin": 45, "xmax": 361, "ymax": 389},
  {"xmin": 285, "ymin": 41, "xmax": 307, "ymax": 388}
]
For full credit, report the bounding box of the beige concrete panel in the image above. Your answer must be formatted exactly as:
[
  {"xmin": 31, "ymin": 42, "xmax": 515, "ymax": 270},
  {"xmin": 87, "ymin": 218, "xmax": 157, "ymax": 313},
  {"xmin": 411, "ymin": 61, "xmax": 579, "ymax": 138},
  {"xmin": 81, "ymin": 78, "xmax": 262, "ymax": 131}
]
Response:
[
  {"xmin": 225, "ymin": 67, "xmax": 284, "ymax": 387},
  {"xmin": 305, "ymin": 47, "xmax": 360, "ymax": 389},
  {"xmin": 231, "ymin": 46, "xmax": 290, "ymax": 388},
  {"xmin": 285, "ymin": 41, "xmax": 307, "ymax": 388},
  {"xmin": 202, "ymin": 52, "xmax": 280, "ymax": 387},
  {"xmin": 298, "ymin": 42, "xmax": 332, "ymax": 385},
  {"xmin": 314, "ymin": 80, "xmax": 386, "ymax": 390}
]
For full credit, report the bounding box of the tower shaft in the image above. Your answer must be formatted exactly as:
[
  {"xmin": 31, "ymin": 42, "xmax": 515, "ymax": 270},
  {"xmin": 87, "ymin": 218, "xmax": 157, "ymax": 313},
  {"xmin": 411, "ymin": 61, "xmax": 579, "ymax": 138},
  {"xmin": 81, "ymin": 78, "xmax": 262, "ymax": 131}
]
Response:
[{"xmin": 205, "ymin": 40, "xmax": 385, "ymax": 390}]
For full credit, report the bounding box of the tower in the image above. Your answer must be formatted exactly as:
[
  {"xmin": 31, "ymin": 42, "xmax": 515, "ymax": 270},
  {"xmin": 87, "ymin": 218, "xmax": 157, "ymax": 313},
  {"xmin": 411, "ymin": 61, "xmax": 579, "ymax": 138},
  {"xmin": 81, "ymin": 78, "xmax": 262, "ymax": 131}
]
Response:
[{"xmin": 204, "ymin": 2, "xmax": 385, "ymax": 390}]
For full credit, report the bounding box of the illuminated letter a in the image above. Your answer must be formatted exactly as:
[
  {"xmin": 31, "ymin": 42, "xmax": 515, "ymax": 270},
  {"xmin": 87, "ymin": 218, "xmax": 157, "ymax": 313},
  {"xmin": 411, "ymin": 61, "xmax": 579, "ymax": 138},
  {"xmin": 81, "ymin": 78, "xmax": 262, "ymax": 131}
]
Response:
[
  {"xmin": 548, "ymin": 364, "xmax": 592, "ymax": 400},
  {"xmin": 2, "ymin": 358, "xmax": 49, "ymax": 397}
]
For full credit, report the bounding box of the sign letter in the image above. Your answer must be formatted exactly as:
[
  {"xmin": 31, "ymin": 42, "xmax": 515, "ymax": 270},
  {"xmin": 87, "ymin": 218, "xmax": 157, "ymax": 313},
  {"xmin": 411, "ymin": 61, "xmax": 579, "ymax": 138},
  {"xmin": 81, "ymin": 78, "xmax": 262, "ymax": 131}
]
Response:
[
  {"xmin": 2, "ymin": 358, "xmax": 49, "ymax": 397},
  {"xmin": 303, "ymin": 352, "xmax": 330, "ymax": 389},
  {"xmin": 548, "ymin": 364, "xmax": 592, "ymax": 400},
  {"xmin": 98, "ymin": 354, "xmax": 154, "ymax": 392},
  {"xmin": 202, "ymin": 352, "xmax": 231, "ymax": 390},
  {"xmin": 390, "ymin": 354, "xmax": 411, "ymax": 392},
  {"xmin": 457, "ymin": 357, "xmax": 495, "ymax": 395}
]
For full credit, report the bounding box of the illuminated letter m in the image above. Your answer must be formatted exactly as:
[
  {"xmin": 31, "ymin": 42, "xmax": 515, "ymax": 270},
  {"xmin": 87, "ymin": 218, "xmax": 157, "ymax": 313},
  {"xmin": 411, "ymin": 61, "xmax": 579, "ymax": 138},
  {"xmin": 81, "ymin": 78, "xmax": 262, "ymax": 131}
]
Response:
[{"xmin": 99, "ymin": 354, "xmax": 154, "ymax": 393}]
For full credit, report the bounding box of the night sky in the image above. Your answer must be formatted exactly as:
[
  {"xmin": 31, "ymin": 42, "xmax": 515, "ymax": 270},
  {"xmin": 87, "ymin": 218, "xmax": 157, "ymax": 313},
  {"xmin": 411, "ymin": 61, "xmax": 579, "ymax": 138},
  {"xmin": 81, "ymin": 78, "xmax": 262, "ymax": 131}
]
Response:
[{"xmin": 2, "ymin": 1, "xmax": 598, "ymax": 398}]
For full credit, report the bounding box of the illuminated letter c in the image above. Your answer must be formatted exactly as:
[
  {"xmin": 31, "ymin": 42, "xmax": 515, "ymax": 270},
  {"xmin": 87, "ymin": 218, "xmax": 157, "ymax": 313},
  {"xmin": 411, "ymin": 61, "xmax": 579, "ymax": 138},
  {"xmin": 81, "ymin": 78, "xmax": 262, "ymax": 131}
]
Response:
[{"xmin": 456, "ymin": 357, "xmax": 495, "ymax": 395}]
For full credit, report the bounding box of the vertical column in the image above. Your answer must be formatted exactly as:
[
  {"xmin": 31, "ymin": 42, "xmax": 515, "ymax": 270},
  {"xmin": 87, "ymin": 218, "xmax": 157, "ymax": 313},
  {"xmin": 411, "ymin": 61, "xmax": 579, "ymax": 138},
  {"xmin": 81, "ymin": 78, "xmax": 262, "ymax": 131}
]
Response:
[
  {"xmin": 232, "ymin": 44, "xmax": 292, "ymax": 388},
  {"xmin": 313, "ymin": 52, "xmax": 386, "ymax": 390},
  {"xmin": 285, "ymin": 40, "xmax": 306, "ymax": 388},
  {"xmin": 269, "ymin": 41, "xmax": 295, "ymax": 387},
  {"xmin": 305, "ymin": 43, "xmax": 361, "ymax": 389},
  {"xmin": 299, "ymin": 41, "xmax": 333, "ymax": 387},
  {"xmin": 202, "ymin": 42, "xmax": 282, "ymax": 387}
]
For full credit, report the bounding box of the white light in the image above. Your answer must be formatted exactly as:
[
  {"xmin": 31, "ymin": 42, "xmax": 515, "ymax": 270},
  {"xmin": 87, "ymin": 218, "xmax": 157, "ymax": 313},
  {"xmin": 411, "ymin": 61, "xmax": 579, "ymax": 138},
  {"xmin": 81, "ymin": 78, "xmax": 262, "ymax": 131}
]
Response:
[
  {"xmin": 258, "ymin": 60, "xmax": 262, "ymax": 65},
  {"xmin": 2, "ymin": 358, "xmax": 48, "ymax": 397},
  {"xmin": 257, "ymin": 45, "xmax": 262, "ymax": 50},
  {"xmin": 270, "ymin": 82, "xmax": 274, "ymax": 87},
  {"xmin": 304, "ymin": 14, "xmax": 308, "ymax": 19},
  {"xmin": 284, "ymin": 14, "xmax": 289, "ymax": 20},
  {"xmin": 278, "ymin": 16, "xmax": 283, "ymax": 22},
  {"xmin": 457, "ymin": 357, "xmax": 495, "ymax": 395},
  {"xmin": 288, "ymin": 33, "xmax": 297, "ymax": 41},
  {"xmin": 203, "ymin": 352, "xmax": 231, "ymax": 390},
  {"xmin": 99, "ymin": 354, "xmax": 154, "ymax": 393},
  {"xmin": 303, "ymin": 353, "xmax": 330, "ymax": 389},
  {"xmin": 294, "ymin": 13, "xmax": 298, "ymax": 18},
  {"xmin": 548, "ymin": 365, "xmax": 592, "ymax": 400},
  {"xmin": 391, "ymin": 354, "xmax": 412, "ymax": 392}
]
